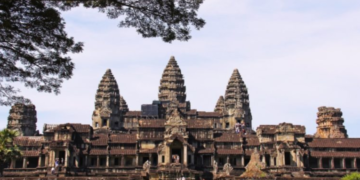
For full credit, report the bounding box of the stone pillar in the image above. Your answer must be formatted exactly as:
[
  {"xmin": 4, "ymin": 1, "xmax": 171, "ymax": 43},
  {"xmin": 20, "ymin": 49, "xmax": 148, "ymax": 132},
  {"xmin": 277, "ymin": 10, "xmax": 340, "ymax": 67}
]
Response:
[
  {"xmin": 262, "ymin": 155, "xmax": 266, "ymax": 164},
  {"xmin": 106, "ymin": 155, "xmax": 109, "ymax": 167},
  {"xmin": 270, "ymin": 156, "xmax": 274, "ymax": 167},
  {"xmin": 241, "ymin": 155, "xmax": 245, "ymax": 167},
  {"xmin": 135, "ymin": 154, "xmax": 139, "ymax": 166},
  {"xmin": 75, "ymin": 155, "xmax": 79, "ymax": 167},
  {"xmin": 342, "ymin": 158, "xmax": 346, "ymax": 169},
  {"xmin": 165, "ymin": 146, "xmax": 170, "ymax": 164},
  {"xmin": 331, "ymin": 157, "xmax": 334, "ymax": 169},
  {"xmin": 97, "ymin": 156, "xmax": 100, "ymax": 167},
  {"xmin": 38, "ymin": 156, "xmax": 42, "ymax": 167},
  {"xmin": 85, "ymin": 156, "xmax": 88, "ymax": 167},
  {"xmin": 183, "ymin": 146, "xmax": 188, "ymax": 165},
  {"xmin": 191, "ymin": 154, "xmax": 194, "ymax": 164},
  {"xmin": 121, "ymin": 155, "xmax": 125, "ymax": 166},
  {"xmin": 296, "ymin": 150, "xmax": 300, "ymax": 167},
  {"xmin": 23, "ymin": 157, "xmax": 27, "ymax": 168},
  {"xmin": 64, "ymin": 150, "xmax": 69, "ymax": 167},
  {"xmin": 319, "ymin": 158, "xmax": 322, "ymax": 169},
  {"xmin": 45, "ymin": 155, "xmax": 49, "ymax": 167},
  {"xmin": 354, "ymin": 158, "xmax": 357, "ymax": 169},
  {"xmin": 149, "ymin": 153, "xmax": 152, "ymax": 164}
]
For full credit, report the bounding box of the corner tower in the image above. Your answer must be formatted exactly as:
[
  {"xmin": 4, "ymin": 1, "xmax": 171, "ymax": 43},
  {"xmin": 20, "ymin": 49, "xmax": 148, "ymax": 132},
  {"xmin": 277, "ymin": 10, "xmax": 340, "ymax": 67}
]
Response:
[
  {"xmin": 92, "ymin": 69, "xmax": 121, "ymax": 130},
  {"xmin": 224, "ymin": 69, "xmax": 252, "ymax": 128},
  {"xmin": 159, "ymin": 56, "xmax": 186, "ymax": 103},
  {"xmin": 7, "ymin": 103, "xmax": 37, "ymax": 136},
  {"xmin": 314, "ymin": 106, "xmax": 348, "ymax": 138}
]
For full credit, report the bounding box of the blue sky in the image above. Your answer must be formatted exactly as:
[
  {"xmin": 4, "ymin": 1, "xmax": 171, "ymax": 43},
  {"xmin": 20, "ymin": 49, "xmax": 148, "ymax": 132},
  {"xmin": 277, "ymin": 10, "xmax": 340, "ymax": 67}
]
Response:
[{"xmin": 1, "ymin": 0, "xmax": 360, "ymax": 136}]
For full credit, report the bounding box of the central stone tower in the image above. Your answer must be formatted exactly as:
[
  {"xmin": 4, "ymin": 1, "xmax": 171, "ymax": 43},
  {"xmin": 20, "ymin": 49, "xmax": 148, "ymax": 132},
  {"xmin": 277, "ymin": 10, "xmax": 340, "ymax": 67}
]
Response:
[{"xmin": 158, "ymin": 56, "xmax": 186, "ymax": 103}]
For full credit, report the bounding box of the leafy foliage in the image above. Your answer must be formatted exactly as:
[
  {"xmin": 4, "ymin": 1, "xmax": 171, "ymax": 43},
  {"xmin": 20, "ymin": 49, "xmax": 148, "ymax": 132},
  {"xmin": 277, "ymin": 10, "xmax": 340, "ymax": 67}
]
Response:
[
  {"xmin": 49, "ymin": 0, "xmax": 206, "ymax": 42},
  {"xmin": 0, "ymin": 129, "xmax": 21, "ymax": 177},
  {"xmin": 0, "ymin": 0, "xmax": 205, "ymax": 106},
  {"xmin": 342, "ymin": 172, "xmax": 360, "ymax": 180},
  {"xmin": 0, "ymin": 0, "xmax": 83, "ymax": 106}
]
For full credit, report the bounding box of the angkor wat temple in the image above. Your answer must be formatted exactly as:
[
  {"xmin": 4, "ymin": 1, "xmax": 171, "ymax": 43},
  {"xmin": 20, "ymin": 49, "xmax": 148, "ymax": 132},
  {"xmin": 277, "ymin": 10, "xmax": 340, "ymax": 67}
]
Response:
[{"xmin": 4, "ymin": 57, "xmax": 358, "ymax": 179}]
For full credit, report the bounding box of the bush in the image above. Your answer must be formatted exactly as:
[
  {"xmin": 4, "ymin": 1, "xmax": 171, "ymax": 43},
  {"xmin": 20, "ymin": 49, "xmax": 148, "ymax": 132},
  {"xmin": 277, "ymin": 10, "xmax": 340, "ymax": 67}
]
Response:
[{"xmin": 342, "ymin": 172, "xmax": 360, "ymax": 180}]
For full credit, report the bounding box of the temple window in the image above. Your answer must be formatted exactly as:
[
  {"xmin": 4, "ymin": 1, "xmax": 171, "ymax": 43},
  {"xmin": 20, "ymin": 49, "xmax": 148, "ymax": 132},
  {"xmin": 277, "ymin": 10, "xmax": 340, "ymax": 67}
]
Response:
[
  {"xmin": 225, "ymin": 123, "xmax": 229, "ymax": 128},
  {"xmin": 162, "ymin": 156, "xmax": 165, "ymax": 163},
  {"xmin": 285, "ymin": 152, "xmax": 291, "ymax": 166},
  {"xmin": 95, "ymin": 122, "xmax": 99, "ymax": 128},
  {"xmin": 115, "ymin": 122, "xmax": 119, "ymax": 127}
]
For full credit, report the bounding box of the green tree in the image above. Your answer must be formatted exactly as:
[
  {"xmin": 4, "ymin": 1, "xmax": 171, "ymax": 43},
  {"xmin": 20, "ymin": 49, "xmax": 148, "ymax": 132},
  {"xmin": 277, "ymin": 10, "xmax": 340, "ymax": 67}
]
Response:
[
  {"xmin": 0, "ymin": 129, "xmax": 21, "ymax": 177},
  {"xmin": 0, "ymin": 0, "xmax": 205, "ymax": 106},
  {"xmin": 342, "ymin": 172, "xmax": 360, "ymax": 180}
]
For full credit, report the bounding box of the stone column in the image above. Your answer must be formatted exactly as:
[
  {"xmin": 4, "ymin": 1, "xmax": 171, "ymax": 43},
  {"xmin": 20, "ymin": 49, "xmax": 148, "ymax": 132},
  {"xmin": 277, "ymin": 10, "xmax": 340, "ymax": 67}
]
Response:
[
  {"xmin": 270, "ymin": 156, "xmax": 274, "ymax": 167},
  {"xmin": 23, "ymin": 157, "xmax": 27, "ymax": 168},
  {"xmin": 241, "ymin": 155, "xmax": 245, "ymax": 167},
  {"xmin": 121, "ymin": 155, "xmax": 125, "ymax": 166},
  {"xmin": 331, "ymin": 157, "xmax": 334, "ymax": 169},
  {"xmin": 106, "ymin": 155, "xmax": 109, "ymax": 167},
  {"xmin": 45, "ymin": 155, "xmax": 49, "ymax": 167},
  {"xmin": 135, "ymin": 154, "xmax": 139, "ymax": 166},
  {"xmin": 76, "ymin": 155, "xmax": 79, "ymax": 167},
  {"xmin": 342, "ymin": 158, "xmax": 346, "ymax": 169},
  {"xmin": 164, "ymin": 145, "xmax": 170, "ymax": 164},
  {"xmin": 97, "ymin": 156, "xmax": 100, "ymax": 167},
  {"xmin": 149, "ymin": 153, "xmax": 152, "ymax": 164},
  {"xmin": 319, "ymin": 158, "xmax": 322, "ymax": 169},
  {"xmin": 64, "ymin": 150, "xmax": 69, "ymax": 167},
  {"xmin": 183, "ymin": 146, "xmax": 187, "ymax": 165},
  {"xmin": 354, "ymin": 158, "xmax": 357, "ymax": 169},
  {"xmin": 296, "ymin": 150, "xmax": 300, "ymax": 167},
  {"xmin": 85, "ymin": 156, "xmax": 88, "ymax": 167},
  {"xmin": 38, "ymin": 156, "xmax": 42, "ymax": 167}
]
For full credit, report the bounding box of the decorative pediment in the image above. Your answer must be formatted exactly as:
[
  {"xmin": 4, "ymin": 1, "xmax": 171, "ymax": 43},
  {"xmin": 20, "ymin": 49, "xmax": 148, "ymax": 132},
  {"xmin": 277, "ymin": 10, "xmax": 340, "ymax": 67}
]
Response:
[
  {"xmin": 165, "ymin": 108, "xmax": 186, "ymax": 126},
  {"xmin": 100, "ymin": 108, "xmax": 111, "ymax": 118}
]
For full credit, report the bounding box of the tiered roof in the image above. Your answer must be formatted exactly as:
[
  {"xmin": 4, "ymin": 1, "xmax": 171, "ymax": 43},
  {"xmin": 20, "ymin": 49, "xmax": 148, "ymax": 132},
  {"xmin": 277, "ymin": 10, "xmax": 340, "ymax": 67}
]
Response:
[
  {"xmin": 7, "ymin": 103, "xmax": 37, "ymax": 136},
  {"xmin": 158, "ymin": 56, "xmax": 186, "ymax": 103},
  {"xmin": 314, "ymin": 106, "xmax": 348, "ymax": 138},
  {"xmin": 214, "ymin": 96, "xmax": 225, "ymax": 114},
  {"xmin": 94, "ymin": 69, "xmax": 120, "ymax": 110},
  {"xmin": 119, "ymin": 96, "xmax": 129, "ymax": 113}
]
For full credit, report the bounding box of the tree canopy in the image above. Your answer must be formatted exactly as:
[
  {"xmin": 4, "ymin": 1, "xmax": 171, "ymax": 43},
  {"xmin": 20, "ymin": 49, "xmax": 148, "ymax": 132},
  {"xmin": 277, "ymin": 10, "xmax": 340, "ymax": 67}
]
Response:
[
  {"xmin": 342, "ymin": 172, "xmax": 360, "ymax": 180},
  {"xmin": 0, "ymin": 129, "xmax": 21, "ymax": 176},
  {"xmin": 0, "ymin": 0, "xmax": 205, "ymax": 106}
]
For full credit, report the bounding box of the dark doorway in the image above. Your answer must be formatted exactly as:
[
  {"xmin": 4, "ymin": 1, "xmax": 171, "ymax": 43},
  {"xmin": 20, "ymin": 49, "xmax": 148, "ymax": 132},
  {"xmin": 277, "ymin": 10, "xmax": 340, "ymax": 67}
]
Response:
[
  {"xmin": 285, "ymin": 152, "xmax": 291, "ymax": 165},
  {"xmin": 322, "ymin": 158, "xmax": 330, "ymax": 168},
  {"xmin": 41, "ymin": 155, "xmax": 45, "ymax": 167},
  {"xmin": 244, "ymin": 156, "xmax": 250, "ymax": 166},
  {"xmin": 100, "ymin": 157, "xmax": 106, "ymax": 166},
  {"xmin": 265, "ymin": 154, "xmax": 270, "ymax": 167},
  {"xmin": 59, "ymin": 151, "xmax": 65, "ymax": 165},
  {"xmin": 152, "ymin": 154, "xmax": 158, "ymax": 165},
  {"xmin": 334, "ymin": 158, "xmax": 342, "ymax": 169},
  {"xmin": 203, "ymin": 155, "xmax": 211, "ymax": 166},
  {"xmin": 345, "ymin": 158, "xmax": 353, "ymax": 168},
  {"xmin": 357, "ymin": 158, "xmax": 360, "ymax": 168},
  {"xmin": 170, "ymin": 139, "xmax": 182, "ymax": 163},
  {"xmin": 15, "ymin": 159, "xmax": 22, "ymax": 168},
  {"xmin": 91, "ymin": 157, "xmax": 97, "ymax": 166},
  {"xmin": 114, "ymin": 158, "xmax": 119, "ymax": 166},
  {"xmin": 142, "ymin": 156, "xmax": 149, "ymax": 164},
  {"xmin": 79, "ymin": 156, "xmax": 83, "ymax": 167},
  {"xmin": 309, "ymin": 157, "xmax": 318, "ymax": 168},
  {"xmin": 27, "ymin": 157, "xmax": 38, "ymax": 168}
]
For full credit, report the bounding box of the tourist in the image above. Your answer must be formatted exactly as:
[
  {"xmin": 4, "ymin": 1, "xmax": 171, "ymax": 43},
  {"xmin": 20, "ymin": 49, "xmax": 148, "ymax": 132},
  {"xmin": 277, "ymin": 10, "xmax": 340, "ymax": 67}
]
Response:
[
  {"xmin": 51, "ymin": 167, "xmax": 55, "ymax": 175},
  {"xmin": 55, "ymin": 159, "xmax": 59, "ymax": 168}
]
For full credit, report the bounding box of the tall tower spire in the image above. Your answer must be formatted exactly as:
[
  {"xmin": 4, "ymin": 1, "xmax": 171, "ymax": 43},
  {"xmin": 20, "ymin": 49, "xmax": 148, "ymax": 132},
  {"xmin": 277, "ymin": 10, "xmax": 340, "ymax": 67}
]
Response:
[
  {"xmin": 7, "ymin": 103, "xmax": 37, "ymax": 136},
  {"xmin": 158, "ymin": 56, "xmax": 186, "ymax": 103},
  {"xmin": 92, "ymin": 69, "xmax": 121, "ymax": 130},
  {"xmin": 224, "ymin": 69, "xmax": 252, "ymax": 128},
  {"xmin": 214, "ymin": 96, "xmax": 225, "ymax": 114}
]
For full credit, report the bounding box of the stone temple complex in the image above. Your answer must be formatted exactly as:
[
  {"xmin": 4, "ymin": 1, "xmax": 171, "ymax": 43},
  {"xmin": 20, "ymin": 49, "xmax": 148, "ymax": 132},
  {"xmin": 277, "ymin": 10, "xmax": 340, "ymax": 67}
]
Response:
[{"xmin": 3, "ymin": 56, "xmax": 359, "ymax": 179}]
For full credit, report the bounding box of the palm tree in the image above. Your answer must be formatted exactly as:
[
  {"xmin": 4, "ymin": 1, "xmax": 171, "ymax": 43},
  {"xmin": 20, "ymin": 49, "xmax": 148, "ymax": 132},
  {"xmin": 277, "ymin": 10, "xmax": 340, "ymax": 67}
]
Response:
[{"xmin": 0, "ymin": 129, "xmax": 21, "ymax": 177}]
